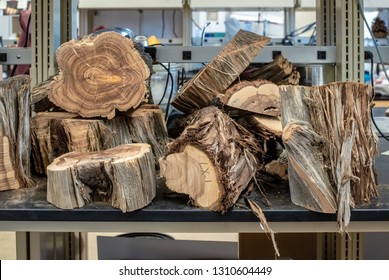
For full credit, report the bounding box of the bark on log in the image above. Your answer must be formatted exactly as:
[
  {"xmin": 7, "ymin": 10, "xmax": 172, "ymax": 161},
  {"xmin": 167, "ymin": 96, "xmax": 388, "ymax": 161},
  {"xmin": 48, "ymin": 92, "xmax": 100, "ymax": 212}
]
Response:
[
  {"xmin": 172, "ymin": 30, "xmax": 270, "ymax": 113},
  {"xmin": 242, "ymin": 55, "xmax": 300, "ymax": 85},
  {"xmin": 159, "ymin": 106, "xmax": 263, "ymax": 212},
  {"xmin": 220, "ymin": 80, "xmax": 280, "ymax": 117},
  {"xmin": 47, "ymin": 144, "xmax": 156, "ymax": 212},
  {"xmin": 31, "ymin": 105, "xmax": 167, "ymax": 174},
  {"xmin": 280, "ymin": 82, "xmax": 378, "ymax": 232},
  {"xmin": 48, "ymin": 32, "xmax": 151, "ymax": 119},
  {"xmin": 280, "ymin": 85, "xmax": 337, "ymax": 214},
  {"xmin": 0, "ymin": 75, "xmax": 35, "ymax": 191}
]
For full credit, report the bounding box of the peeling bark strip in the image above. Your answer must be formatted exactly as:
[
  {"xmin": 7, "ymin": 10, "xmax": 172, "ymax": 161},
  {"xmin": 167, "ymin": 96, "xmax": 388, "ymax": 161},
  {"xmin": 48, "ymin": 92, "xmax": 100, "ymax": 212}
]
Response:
[
  {"xmin": 220, "ymin": 80, "xmax": 280, "ymax": 117},
  {"xmin": 48, "ymin": 32, "xmax": 150, "ymax": 119},
  {"xmin": 159, "ymin": 106, "xmax": 263, "ymax": 212},
  {"xmin": 172, "ymin": 30, "xmax": 270, "ymax": 113},
  {"xmin": 280, "ymin": 82, "xmax": 378, "ymax": 232},
  {"xmin": 0, "ymin": 76, "xmax": 35, "ymax": 191},
  {"xmin": 31, "ymin": 105, "xmax": 168, "ymax": 174},
  {"xmin": 47, "ymin": 144, "xmax": 156, "ymax": 212}
]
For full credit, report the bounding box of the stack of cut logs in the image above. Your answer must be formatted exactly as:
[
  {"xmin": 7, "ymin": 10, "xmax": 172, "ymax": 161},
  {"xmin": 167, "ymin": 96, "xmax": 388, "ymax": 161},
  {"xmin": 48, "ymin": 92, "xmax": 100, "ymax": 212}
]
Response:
[
  {"xmin": 160, "ymin": 30, "xmax": 297, "ymax": 213},
  {"xmin": 0, "ymin": 29, "xmax": 379, "ymax": 235},
  {"xmin": 29, "ymin": 32, "xmax": 169, "ymax": 212}
]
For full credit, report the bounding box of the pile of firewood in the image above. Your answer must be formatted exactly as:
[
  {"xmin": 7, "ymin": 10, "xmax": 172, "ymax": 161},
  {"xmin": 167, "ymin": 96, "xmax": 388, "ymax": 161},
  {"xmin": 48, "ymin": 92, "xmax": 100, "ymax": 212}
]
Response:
[
  {"xmin": 30, "ymin": 32, "xmax": 169, "ymax": 212},
  {"xmin": 160, "ymin": 29, "xmax": 379, "ymax": 235}
]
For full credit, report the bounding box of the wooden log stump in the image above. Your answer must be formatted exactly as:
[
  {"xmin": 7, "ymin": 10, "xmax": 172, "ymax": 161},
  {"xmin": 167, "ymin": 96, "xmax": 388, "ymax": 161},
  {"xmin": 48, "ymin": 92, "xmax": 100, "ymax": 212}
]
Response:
[
  {"xmin": 0, "ymin": 76, "xmax": 35, "ymax": 191},
  {"xmin": 159, "ymin": 106, "xmax": 263, "ymax": 212},
  {"xmin": 280, "ymin": 82, "xmax": 378, "ymax": 232},
  {"xmin": 280, "ymin": 85, "xmax": 337, "ymax": 214},
  {"xmin": 48, "ymin": 32, "xmax": 151, "ymax": 119},
  {"xmin": 31, "ymin": 105, "xmax": 168, "ymax": 174},
  {"xmin": 47, "ymin": 144, "xmax": 156, "ymax": 212},
  {"xmin": 220, "ymin": 80, "xmax": 280, "ymax": 117},
  {"xmin": 172, "ymin": 30, "xmax": 270, "ymax": 113}
]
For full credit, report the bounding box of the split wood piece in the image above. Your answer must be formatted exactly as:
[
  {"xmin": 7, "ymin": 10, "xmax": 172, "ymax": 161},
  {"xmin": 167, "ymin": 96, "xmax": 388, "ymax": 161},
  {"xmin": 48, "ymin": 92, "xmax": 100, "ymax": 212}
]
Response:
[
  {"xmin": 305, "ymin": 82, "xmax": 378, "ymax": 232},
  {"xmin": 31, "ymin": 105, "xmax": 168, "ymax": 174},
  {"xmin": 172, "ymin": 30, "xmax": 270, "ymax": 113},
  {"xmin": 220, "ymin": 80, "xmax": 280, "ymax": 117},
  {"xmin": 31, "ymin": 112, "xmax": 79, "ymax": 175},
  {"xmin": 239, "ymin": 114, "xmax": 282, "ymax": 140},
  {"xmin": 0, "ymin": 75, "xmax": 35, "ymax": 191},
  {"xmin": 47, "ymin": 144, "xmax": 156, "ymax": 212},
  {"xmin": 280, "ymin": 85, "xmax": 337, "ymax": 214},
  {"xmin": 125, "ymin": 104, "xmax": 168, "ymax": 162},
  {"xmin": 159, "ymin": 106, "xmax": 263, "ymax": 212},
  {"xmin": 264, "ymin": 151, "xmax": 288, "ymax": 181},
  {"xmin": 49, "ymin": 31, "xmax": 150, "ymax": 119},
  {"xmin": 385, "ymin": 108, "xmax": 389, "ymax": 117},
  {"xmin": 242, "ymin": 55, "xmax": 299, "ymax": 85}
]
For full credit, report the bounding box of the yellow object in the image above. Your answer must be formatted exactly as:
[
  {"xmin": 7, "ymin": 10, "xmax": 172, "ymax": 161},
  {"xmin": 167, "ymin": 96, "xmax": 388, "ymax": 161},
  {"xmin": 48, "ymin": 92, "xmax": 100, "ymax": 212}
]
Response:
[{"xmin": 147, "ymin": 35, "xmax": 161, "ymax": 46}]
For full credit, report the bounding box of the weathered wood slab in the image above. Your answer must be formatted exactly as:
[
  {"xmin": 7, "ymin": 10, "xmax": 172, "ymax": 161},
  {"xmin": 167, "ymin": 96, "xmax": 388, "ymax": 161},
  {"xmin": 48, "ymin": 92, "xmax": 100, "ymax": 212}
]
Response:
[
  {"xmin": 0, "ymin": 76, "xmax": 35, "ymax": 191},
  {"xmin": 172, "ymin": 30, "xmax": 270, "ymax": 113},
  {"xmin": 47, "ymin": 144, "xmax": 156, "ymax": 212},
  {"xmin": 48, "ymin": 32, "xmax": 150, "ymax": 119},
  {"xmin": 159, "ymin": 106, "xmax": 263, "ymax": 212}
]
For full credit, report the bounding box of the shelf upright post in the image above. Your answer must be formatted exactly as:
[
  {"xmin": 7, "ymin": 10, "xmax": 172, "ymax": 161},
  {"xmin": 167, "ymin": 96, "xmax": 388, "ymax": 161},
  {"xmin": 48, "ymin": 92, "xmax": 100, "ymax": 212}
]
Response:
[{"xmin": 335, "ymin": 0, "xmax": 364, "ymax": 81}]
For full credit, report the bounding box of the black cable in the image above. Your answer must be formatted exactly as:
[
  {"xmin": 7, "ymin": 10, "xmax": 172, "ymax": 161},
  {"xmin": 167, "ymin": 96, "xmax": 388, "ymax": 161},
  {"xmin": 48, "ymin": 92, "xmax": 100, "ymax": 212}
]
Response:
[
  {"xmin": 11, "ymin": 12, "xmax": 31, "ymax": 77},
  {"xmin": 161, "ymin": 10, "xmax": 165, "ymax": 38},
  {"xmin": 157, "ymin": 63, "xmax": 175, "ymax": 122},
  {"xmin": 369, "ymin": 56, "xmax": 389, "ymax": 141},
  {"xmin": 172, "ymin": 10, "xmax": 178, "ymax": 38},
  {"xmin": 157, "ymin": 63, "xmax": 172, "ymax": 106}
]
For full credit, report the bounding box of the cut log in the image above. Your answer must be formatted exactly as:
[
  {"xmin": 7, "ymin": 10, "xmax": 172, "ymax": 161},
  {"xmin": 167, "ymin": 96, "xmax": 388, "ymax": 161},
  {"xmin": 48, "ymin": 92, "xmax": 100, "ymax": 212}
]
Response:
[
  {"xmin": 306, "ymin": 82, "xmax": 378, "ymax": 231},
  {"xmin": 220, "ymin": 80, "xmax": 280, "ymax": 117},
  {"xmin": 48, "ymin": 31, "xmax": 151, "ymax": 119},
  {"xmin": 31, "ymin": 112, "xmax": 79, "ymax": 174},
  {"xmin": 47, "ymin": 144, "xmax": 156, "ymax": 212},
  {"xmin": 126, "ymin": 104, "xmax": 168, "ymax": 162},
  {"xmin": 172, "ymin": 30, "xmax": 270, "ymax": 113},
  {"xmin": 280, "ymin": 82, "xmax": 378, "ymax": 232},
  {"xmin": 239, "ymin": 114, "xmax": 282, "ymax": 140},
  {"xmin": 159, "ymin": 106, "xmax": 263, "ymax": 212},
  {"xmin": 31, "ymin": 105, "xmax": 168, "ymax": 174},
  {"xmin": 31, "ymin": 76, "xmax": 58, "ymax": 112},
  {"xmin": 280, "ymin": 85, "xmax": 336, "ymax": 214},
  {"xmin": 242, "ymin": 55, "xmax": 300, "ymax": 85},
  {"xmin": 0, "ymin": 76, "xmax": 35, "ymax": 191}
]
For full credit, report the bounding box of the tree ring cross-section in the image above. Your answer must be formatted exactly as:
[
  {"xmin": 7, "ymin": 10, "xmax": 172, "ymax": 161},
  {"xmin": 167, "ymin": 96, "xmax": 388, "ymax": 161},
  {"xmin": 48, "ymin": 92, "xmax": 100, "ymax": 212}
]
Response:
[{"xmin": 49, "ymin": 32, "xmax": 150, "ymax": 119}]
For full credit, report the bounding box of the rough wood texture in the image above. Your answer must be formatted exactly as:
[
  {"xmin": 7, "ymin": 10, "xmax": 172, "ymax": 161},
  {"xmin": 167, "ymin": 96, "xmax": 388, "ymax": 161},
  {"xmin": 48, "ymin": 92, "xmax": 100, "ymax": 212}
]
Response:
[
  {"xmin": 220, "ymin": 80, "xmax": 280, "ymax": 117},
  {"xmin": 31, "ymin": 105, "xmax": 167, "ymax": 174},
  {"xmin": 172, "ymin": 30, "xmax": 270, "ymax": 113},
  {"xmin": 159, "ymin": 106, "xmax": 263, "ymax": 212},
  {"xmin": 280, "ymin": 82, "xmax": 378, "ymax": 232},
  {"xmin": 238, "ymin": 114, "xmax": 282, "ymax": 141},
  {"xmin": 47, "ymin": 144, "xmax": 156, "ymax": 212},
  {"xmin": 242, "ymin": 55, "xmax": 300, "ymax": 85},
  {"xmin": 48, "ymin": 32, "xmax": 150, "ymax": 119},
  {"xmin": 0, "ymin": 76, "xmax": 35, "ymax": 191}
]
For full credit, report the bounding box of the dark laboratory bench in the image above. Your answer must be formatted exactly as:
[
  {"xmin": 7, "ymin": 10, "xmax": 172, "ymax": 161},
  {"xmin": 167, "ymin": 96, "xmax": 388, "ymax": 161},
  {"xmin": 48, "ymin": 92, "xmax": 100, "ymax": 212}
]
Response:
[{"xmin": 0, "ymin": 138, "xmax": 388, "ymax": 223}]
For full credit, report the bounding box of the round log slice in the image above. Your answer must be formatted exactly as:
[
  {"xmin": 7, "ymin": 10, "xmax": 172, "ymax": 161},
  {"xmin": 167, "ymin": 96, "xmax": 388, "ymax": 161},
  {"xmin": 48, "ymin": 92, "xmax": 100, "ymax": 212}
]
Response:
[{"xmin": 49, "ymin": 32, "xmax": 150, "ymax": 119}]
